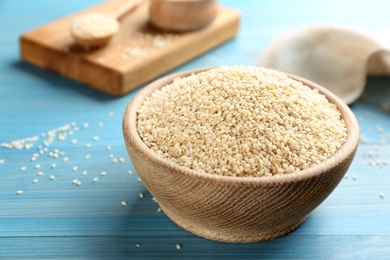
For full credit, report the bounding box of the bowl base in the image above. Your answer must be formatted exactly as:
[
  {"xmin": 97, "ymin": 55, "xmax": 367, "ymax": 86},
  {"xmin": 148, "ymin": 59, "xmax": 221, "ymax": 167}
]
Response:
[{"xmin": 160, "ymin": 206, "xmax": 307, "ymax": 243}]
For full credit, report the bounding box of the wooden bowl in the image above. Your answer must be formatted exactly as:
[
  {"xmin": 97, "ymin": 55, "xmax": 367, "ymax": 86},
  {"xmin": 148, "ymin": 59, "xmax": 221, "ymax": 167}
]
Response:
[
  {"xmin": 149, "ymin": 0, "xmax": 219, "ymax": 31},
  {"xmin": 122, "ymin": 67, "xmax": 359, "ymax": 243}
]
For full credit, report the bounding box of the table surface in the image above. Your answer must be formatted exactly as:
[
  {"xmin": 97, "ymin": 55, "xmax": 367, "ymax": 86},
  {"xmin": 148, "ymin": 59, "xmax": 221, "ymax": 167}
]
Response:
[{"xmin": 1, "ymin": 0, "xmax": 390, "ymax": 259}]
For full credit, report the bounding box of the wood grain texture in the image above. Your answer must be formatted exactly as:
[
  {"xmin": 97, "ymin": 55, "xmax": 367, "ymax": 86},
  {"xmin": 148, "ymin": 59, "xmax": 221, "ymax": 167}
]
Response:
[
  {"xmin": 2, "ymin": 0, "xmax": 390, "ymax": 258},
  {"xmin": 122, "ymin": 67, "xmax": 359, "ymax": 243},
  {"xmin": 19, "ymin": 0, "xmax": 240, "ymax": 96}
]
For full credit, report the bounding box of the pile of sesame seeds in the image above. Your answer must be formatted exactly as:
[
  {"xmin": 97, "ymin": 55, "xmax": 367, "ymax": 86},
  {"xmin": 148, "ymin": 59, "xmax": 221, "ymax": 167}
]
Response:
[{"xmin": 137, "ymin": 66, "xmax": 348, "ymax": 177}]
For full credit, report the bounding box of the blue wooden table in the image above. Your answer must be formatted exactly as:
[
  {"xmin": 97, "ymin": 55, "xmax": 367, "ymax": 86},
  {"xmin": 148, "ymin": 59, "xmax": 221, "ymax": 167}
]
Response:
[{"xmin": 1, "ymin": 0, "xmax": 390, "ymax": 259}]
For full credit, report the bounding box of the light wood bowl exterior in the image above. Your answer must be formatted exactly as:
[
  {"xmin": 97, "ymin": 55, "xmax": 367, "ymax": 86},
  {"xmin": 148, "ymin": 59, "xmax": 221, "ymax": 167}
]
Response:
[
  {"xmin": 122, "ymin": 67, "xmax": 360, "ymax": 243},
  {"xmin": 149, "ymin": 0, "xmax": 219, "ymax": 31}
]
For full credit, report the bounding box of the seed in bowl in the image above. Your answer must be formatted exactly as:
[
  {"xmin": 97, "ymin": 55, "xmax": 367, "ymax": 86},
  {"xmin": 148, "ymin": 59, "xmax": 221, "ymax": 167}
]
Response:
[{"xmin": 136, "ymin": 66, "xmax": 347, "ymax": 177}]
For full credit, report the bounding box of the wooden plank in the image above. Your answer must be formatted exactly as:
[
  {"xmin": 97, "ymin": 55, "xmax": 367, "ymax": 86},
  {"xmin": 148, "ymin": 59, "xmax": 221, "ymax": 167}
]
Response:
[{"xmin": 19, "ymin": 0, "xmax": 240, "ymax": 96}]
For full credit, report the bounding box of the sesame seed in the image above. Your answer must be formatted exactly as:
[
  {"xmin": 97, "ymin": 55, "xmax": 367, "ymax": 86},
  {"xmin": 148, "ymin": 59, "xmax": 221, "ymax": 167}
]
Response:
[
  {"xmin": 83, "ymin": 122, "xmax": 89, "ymax": 128},
  {"xmin": 121, "ymin": 201, "xmax": 127, "ymax": 206},
  {"xmin": 37, "ymin": 171, "xmax": 44, "ymax": 176},
  {"xmin": 344, "ymin": 174, "xmax": 349, "ymax": 179},
  {"xmin": 0, "ymin": 159, "xmax": 5, "ymax": 164},
  {"xmin": 112, "ymin": 158, "xmax": 118, "ymax": 164},
  {"xmin": 93, "ymin": 177, "xmax": 99, "ymax": 182},
  {"xmin": 119, "ymin": 157, "xmax": 125, "ymax": 163},
  {"xmin": 33, "ymin": 178, "xmax": 38, "ymax": 183},
  {"xmin": 176, "ymin": 244, "xmax": 182, "ymax": 250},
  {"xmin": 109, "ymin": 154, "xmax": 114, "ymax": 159},
  {"xmin": 84, "ymin": 155, "xmax": 91, "ymax": 160},
  {"xmin": 137, "ymin": 178, "xmax": 141, "ymax": 182},
  {"xmin": 71, "ymin": 139, "xmax": 77, "ymax": 144},
  {"xmin": 68, "ymin": 130, "xmax": 74, "ymax": 136},
  {"xmin": 82, "ymin": 170, "xmax": 87, "ymax": 175},
  {"xmin": 72, "ymin": 179, "xmax": 78, "ymax": 184},
  {"xmin": 76, "ymin": 180, "xmax": 82, "ymax": 186},
  {"xmin": 31, "ymin": 157, "xmax": 36, "ymax": 162},
  {"xmin": 100, "ymin": 171, "xmax": 107, "ymax": 176},
  {"xmin": 72, "ymin": 166, "xmax": 78, "ymax": 171},
  {"xmin": 139, "ymin": 193, "xmax": 144, "ymax": 198},
  {"xmin": 128, "ymin": 170, "xmax": 133, "ymax": 174},
  {"xmin": 59, "ymin": 151, "xmax": 65, "ymax": 156},
  {"xmin": 51, "ymin": 163, "xmax": 57, "ymax": 169},
  {"xmin": 62, "ymin": 157, "xmax": 69, "ymax": 162},
  {"xmin": 35, "ymin": 164, "xmax": 41, "ymax": 169},
  {"xmin": 86, "ymin": 143, "xmax": 92, "ymax": 148},
  {"xmin": 380, "ymin": 192, "xmax": 385, "ymax": 199},
  {"xmin": 352, "ymin": 175, "xmax": 357, "ymax": 180},
  {"xmin": 98, "ymin": 122, "xmax": 104, "ymax": 127},
  {"xmin": 20, "ymin": 166, "xmax": 26, "ymax": 171},
  {"xmin": 108, "ymin": 112, "xmax": 114, "ymax": 117},
  {"xmin": 92, "ymin": 136, "xmax": 99, "ymax": 142},
  {"xmin": 70, "ymin": 121, "xmax": 77, "ymax": 127},
  {"xmin": 157, "ymin": 207, "xmax": 162, "ymax": 212},
  {"xmin": 135, "ymin": 244, "xmax": 141, "ymax": 247},
  {"xmin": 49, "ymin": 175, "xmax": 55, "ymax": 180},
  {"xmin": 16, "ymin": 190, "xmax": 23, "ymax": 195},
  {"xmin": 106, "ymin": 145, "xmax": 112, "ymax": 151}
]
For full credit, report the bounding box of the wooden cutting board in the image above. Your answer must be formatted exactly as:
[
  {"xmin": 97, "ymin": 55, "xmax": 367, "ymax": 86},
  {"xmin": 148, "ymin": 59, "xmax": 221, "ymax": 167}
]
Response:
[{"xmin": 20, "ymin": 0, "xmax": 240, "ymax": 96}]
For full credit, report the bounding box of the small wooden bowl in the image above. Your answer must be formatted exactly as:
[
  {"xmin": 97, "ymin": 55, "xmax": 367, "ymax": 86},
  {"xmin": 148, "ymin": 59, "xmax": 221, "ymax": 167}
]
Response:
[
  {"xmin": 122, "ymin": 67, "xmax": 359, "ymax": 243},
  {"xmin": 149, "ymin": 0, "xmax": 219, "ymax": 31}
]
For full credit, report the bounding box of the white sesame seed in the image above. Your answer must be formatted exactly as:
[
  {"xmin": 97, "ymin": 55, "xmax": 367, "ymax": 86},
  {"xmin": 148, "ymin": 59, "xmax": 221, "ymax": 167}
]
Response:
[
  {"xmin": 33, "ymin": 178, "xmax": 38, "ymax": 183},
  {"xmin": 37, "ymin": 171, "xmax": 44, "ymax": 176},
  {"xmin": 83, "ymin": 122, "xmax": 89, "ymax": 128},
  {"xmin": 72, "ymin": 166, "xmax": 78, "ymax": 171},
  {"xmin": 86, "ymin": 143, "xmax": 92, "ymax": 148},
  {"xmin": 139, "ymin": 193, "xmax": 144, "ymax": 198},
  {"xmin": 352, "ymin": 175, "xmax": 357, "ymax": 180},
  {"xmin": 92, "ymin": 136, "xmax": 100, "ymax": 141},
  {"xmin": 76, "ymin": 180, "xmax": 82, "ymax": 186},
  {"xmin": 380, "ymin": 192, "xmax": 385, "ymax": 198},
  {"xmin": 157, "ymin": 207, "xmax": 162, "ymax": 212},
  {"xmin": 68, "ymin": 130, "xmax": 74, "ymax": 136},
  {"xmin": 49, "ymin": 175, "xmax": 55, "ymax": 180},
  {"xmin": 112, "ymin": 158, "xmax": 118, "ymax": 164},
  {"xmin": 16, "ymin": 190, "xmax": 24, "ymax": 195},
  {"xmin": 121, "ymin": 201, "xmax": 127, "ymax": 206},
  {"xmin": 128, "ymin": 170, "xmax": 133, "ymax": 174},
  {"xmin": 135, "ymin": 244, "xmax": 140, "ymax": 247},
  {"xmin": 20, "ymin": 166, "xmax": 26, "ymax": 171},
  {"xmin": 63, "ymin": 157, "xmax": 69, "ymax": 162},
  {"xmin": 93, "ymin": 177, "xmax": 99, "ymax": 182},
  {"xmin": 109, "ymin": 153, "xmax": 114, "ymax": 159},
  {"xmin": 71, "ymin": 139, "xmax": 77, "ymax": 144},
  {"xmin": 108, "ymin": 112, "xmax": 114, "ymax": 117},
  {"xmin": 82, "ymin": 170, "xmax": 87, "ymax": 175},
  {"xmin": 70, "ymin": 121, "xmax": 77, "ymax": 127},
  {"xmin": 59, "ymin": 151, "xmax": 65, "ymax": 156},
  {"xmin": 100, "ymin": 171, "xmax": 107, "ymax": 176},
  {"xmin": 0, "ymin": 159, "xmax": 4, "ymax": 164},
  {"xmin": 51, "ymin": 163, "xmax": 57, "ymax": 169},
  {"xmin": 344, "ymin": 174, "xmax": 349, "ymax": 179},
  {"xmin": 35, "ymin": 164, "xmax": 41, "ymax": 169},
  {"xmin": 137, "ymin": 178, "xmax": 141, "ymax": 182},
  {"xmin": 31, "ymin": 157, "xmax": 37, "ymax": 162},
  {"xmin": 84, "ymin": 154, "xmax": 91, "ymax": 159},
  {"xmin": 106, "ymin": 145, "xmax": 112, "ymax": 151},
  {"xmin": 176, "ymin": 244, "xmax": 182, "ymax": 250},
  {"xmin": 98, "ymin": 122, "xmax": 104, "ymax": 127},
  {"xmin": 119, "ymin": 157, "xmax": 125, "ymax": 163}
]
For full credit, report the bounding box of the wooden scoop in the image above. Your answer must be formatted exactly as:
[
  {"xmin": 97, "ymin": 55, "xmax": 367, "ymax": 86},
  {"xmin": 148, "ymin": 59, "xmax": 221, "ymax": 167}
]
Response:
[{"xmin": 71, "ymin": 0, "xmax": 142, "ymax": 47}]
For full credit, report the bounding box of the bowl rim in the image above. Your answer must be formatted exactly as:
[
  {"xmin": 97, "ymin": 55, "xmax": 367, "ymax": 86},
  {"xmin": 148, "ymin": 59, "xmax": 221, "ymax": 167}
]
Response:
[{"xmin": 123, "ymin": 66, "xmax": 360, "ymax": 185}]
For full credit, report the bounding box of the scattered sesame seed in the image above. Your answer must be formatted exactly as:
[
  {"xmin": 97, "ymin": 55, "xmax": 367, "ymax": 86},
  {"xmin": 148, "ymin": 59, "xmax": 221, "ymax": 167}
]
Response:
[
  {"xmin": 98, "ymin": 122, "xmax": 104, "ymax": 127},
  {"xmin": 137, "ymin": 178, "xmax": 141, "ymax": 182},
  {"xmin": 112, "ymin": 158, "xmax": 118, "ymax": 164},
  {"xmin": 157, "ymin": 207, "xmax": 162, "ymax": 212},
  {"xmin": 109, "ymin": 154, "xmax": 114, "ymax": 159},
  {"xmin": 82, "ymin": 170, "xmax": 87, "ymax": 175},
  {"xmin": 100, "ymin": 171, "xmax": 107, "ymax": 176},
  {"xmin": 93, "ymin": 177, "xmax": 99, "ymax": 182},
  {"xmin": 139, "ymin": 193, "xmax": 144, "ymax": 198},
  {"xmin": 37, "ymin": 171, "xmax": 44, "ymax": 176},
  {"xmin": 0, "ymin": 159, "xmax": 5, "ymax": 164},
  {"xmin": 83, "ymin": 122, "xmax": 89, "ymax": 128},
  {"xmin": 380, "ymin": 192, "xmax": 385, "ymax": 199},
  {"xmin": 72, "ymin": 166, "xmax": 78, "ymax": 171},
  {"xmin": 72, "ymin": 179, "xmax": 78, "ymax": 184},
  {"xmin": 51, "ymin": 163, "xmax": 57, "ymax": 169},
  {"xmin": 63, "ymin": 157, "xmax": 69, "ymax": 162},
  {"xmin": 121, "ymin": 201, "xmax": 127, "ymax": 206},
  {"xmin": 33, "ymin": 178, "xmax": 38, "ymax": 183},
  {"xmin": 119, "ymin": 157, "xmax": 125, "ymax": 163},
  {"xmin": 352, "ymin": 175, "xmax": 357, "ymax": 180},
  {"xmin": 35, "ymin": 164, "xmax": 41, "ymax": 169},
  {"xmin": 70, "ymin": 121, "xmax": 77, "ymax": 127},
  {"xmin": 176, "ymin": 244, "xmax": 182, "ymax": 250},
  {"xmin": 31, "ymin": 157, "xmax": 37, "ymax": 162},
  {"xmin": 71, "ymin": 139, "xmax": 77, "ymax": 144},
  {"xmin": 20, "ymin": 166, "xmax": 26, "ymax": 171},
  {"xmin": 59, "ymin": 151, "xmax": 65, "ymax": 156},
  {"xmin": 16, "ymin": 190, "xmax": 23, "ymax": 195},
  {"xmin": 106, "ymin": 145, "xmax": 112, "ymax": 151},
  {"xmin": 76, "ymin": 180, "xmax": 82, "ymax": 186},
  {"xmin": 108, "ymin": 112, "xmax": 114, "ymax": 117},
  {"xmin": 86, "ymin": 143, "xmax": 92, "ymax": 148},
  {"xmin": 49, "ymin": 175, "xmax": 55, "ymax": 180},
  {"xmin": 68, "ymin": 130, "xmax": 74, "ymax": 136},
  {"xmin": 135, "ymin": 244, "xmax": 141, "ymax": 248},
  {"xmin": 344, "ymin": 174, "xmax": 349, "ymax": 179},
  {"xmin": 128, "ymin": 170, "xmax": 133, "ymax": 174},
  {"xmin": 84, "ymin": 154, "xmax": 91, "ymax": 159},
  {"xmin": 92, "ymin": 136, "xmax": 100, "ymax": 142}
]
